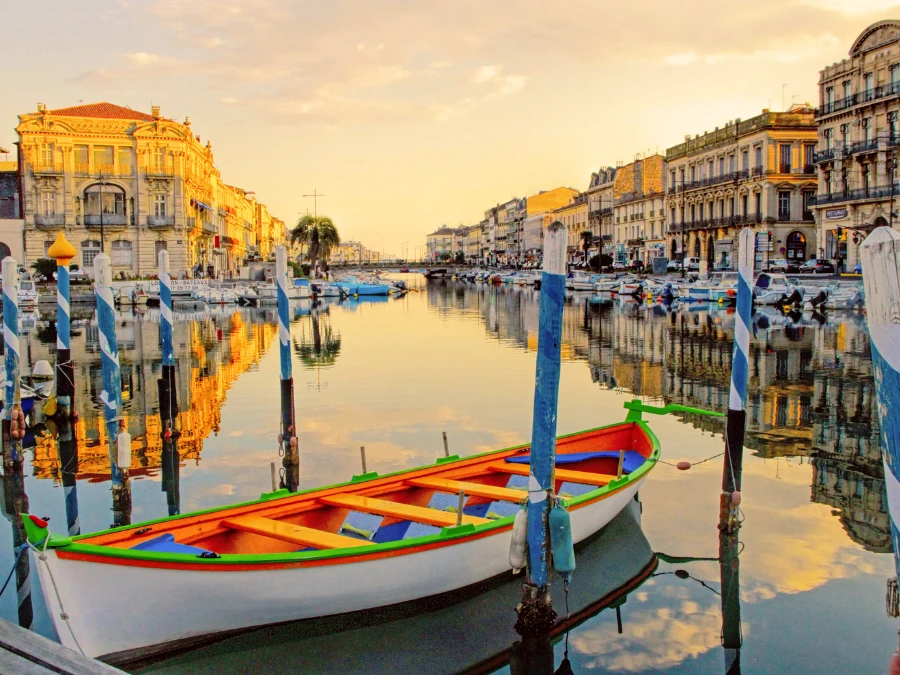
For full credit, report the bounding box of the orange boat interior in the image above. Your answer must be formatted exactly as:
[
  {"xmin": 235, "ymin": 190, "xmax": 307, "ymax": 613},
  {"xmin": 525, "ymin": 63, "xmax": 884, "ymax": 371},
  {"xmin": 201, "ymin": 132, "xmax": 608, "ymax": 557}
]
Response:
[{"xmin": 78, "ymin": 424, "xmax": 653, "ymax": 557}]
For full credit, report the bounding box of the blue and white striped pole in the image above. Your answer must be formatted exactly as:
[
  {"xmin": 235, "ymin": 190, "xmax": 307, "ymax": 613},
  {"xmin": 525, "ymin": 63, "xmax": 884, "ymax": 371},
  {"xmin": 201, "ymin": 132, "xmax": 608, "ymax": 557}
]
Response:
[
  {"xmin": 94, "ymin": 253, "xmax": 129, "ymax": 525},
  {"xmin": 276, "ymin": 246, "xmax": 298, "ymax": 491},
  {"xmin": 159, "ymin": 249, "xmax": 174, "ymax": 368},
  {"xmin": 721, "ymin": 227, "xmax": 754, "ymax": 532},
  {"xmin": 859, "ymin": 227, "xmax": 900, "ymax": 639},
  {"xmin": 3, "ymin": 257, "xmax": 22, "ymax": 467},
  {"xmin": 48, "ymin": 233, "xmax": 77, "ymax": 419},
  {"xmin": 522, "ymin": 221, "xmax": 567, "ymax": 619}
]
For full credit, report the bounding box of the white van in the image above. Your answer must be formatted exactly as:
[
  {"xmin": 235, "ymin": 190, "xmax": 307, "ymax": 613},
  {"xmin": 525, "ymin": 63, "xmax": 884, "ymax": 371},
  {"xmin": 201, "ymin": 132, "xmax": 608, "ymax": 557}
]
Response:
[{"xmin": 684, "ymin": 257, "xmax": 701, "ymax": 271}]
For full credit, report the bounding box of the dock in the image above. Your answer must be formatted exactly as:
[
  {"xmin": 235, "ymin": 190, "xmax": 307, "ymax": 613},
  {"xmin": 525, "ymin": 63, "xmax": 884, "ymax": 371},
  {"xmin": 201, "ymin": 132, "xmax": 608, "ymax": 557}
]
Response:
[{"xmin": 0, "ymin": 619, "xmax": 125, "ymax": 674}]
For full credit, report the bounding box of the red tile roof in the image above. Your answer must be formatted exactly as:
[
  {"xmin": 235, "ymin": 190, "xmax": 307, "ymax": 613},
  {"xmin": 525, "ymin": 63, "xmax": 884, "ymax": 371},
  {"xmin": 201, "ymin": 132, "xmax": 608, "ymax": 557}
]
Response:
[{"xmin": 42, "ymin": 103, "xmax": 156, "ymax": 121}]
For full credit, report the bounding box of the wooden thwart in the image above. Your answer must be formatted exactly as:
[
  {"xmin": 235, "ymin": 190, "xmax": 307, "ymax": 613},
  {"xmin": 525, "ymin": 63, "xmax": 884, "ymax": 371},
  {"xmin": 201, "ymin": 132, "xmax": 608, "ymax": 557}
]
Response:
[
  {"xmin": 320, "ymin": 494, "xmax": 491, "ymax": 527},
  {"xmin": 222, "ymin": 515, "xmax": 374, "ymax": 549},
  {"xmin": 487, "ymin": 461, "xmax": 614, "ymax": 486},
  {"xmin": 408, "ymin": 476, "xmax": 525, "ymax": 503}
]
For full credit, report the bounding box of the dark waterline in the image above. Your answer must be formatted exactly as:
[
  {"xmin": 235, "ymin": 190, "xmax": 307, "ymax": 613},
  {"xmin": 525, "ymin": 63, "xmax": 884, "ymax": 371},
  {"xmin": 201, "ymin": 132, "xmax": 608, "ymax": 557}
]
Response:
[{"xmin": 0, "ymin": 276, "xmax": 893, "ymax": 673}]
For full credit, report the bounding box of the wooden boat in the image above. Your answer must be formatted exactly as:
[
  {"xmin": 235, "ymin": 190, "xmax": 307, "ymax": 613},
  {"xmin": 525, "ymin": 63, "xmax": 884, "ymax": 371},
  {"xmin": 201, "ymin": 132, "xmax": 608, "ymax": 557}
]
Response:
[
  {"xmin": 22, "ymin": 401, "xmax": 706, "ymax": 661},
  {"xmin": 124, "ymin": 498, "xmax": 655, "ymax": 673}
]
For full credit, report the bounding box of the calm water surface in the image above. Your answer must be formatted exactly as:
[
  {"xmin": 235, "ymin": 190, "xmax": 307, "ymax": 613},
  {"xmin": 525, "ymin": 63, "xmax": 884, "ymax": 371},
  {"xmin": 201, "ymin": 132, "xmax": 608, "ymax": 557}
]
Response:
[{"xmin": 0, "ymin": 276, "xmax": 893, "ymax": 674}]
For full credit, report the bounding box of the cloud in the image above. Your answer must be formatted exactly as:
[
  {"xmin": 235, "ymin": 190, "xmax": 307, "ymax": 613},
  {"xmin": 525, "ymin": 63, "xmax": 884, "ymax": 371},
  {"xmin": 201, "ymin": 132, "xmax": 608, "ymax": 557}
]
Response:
[
  {"xmin": 473, "ymin": 65, "xmax": 501, "ymax": 83},
  {"xmin": 664, "ymin": 52, "xmax": 698, "ymax": 66}
]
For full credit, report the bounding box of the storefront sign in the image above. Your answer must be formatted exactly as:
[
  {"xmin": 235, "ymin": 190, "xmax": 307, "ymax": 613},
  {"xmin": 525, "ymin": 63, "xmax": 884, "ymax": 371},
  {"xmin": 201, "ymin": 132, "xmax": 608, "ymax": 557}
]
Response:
[{"xmin": 826, "ymin": 208, "xmax": 848, "ymax": 219}]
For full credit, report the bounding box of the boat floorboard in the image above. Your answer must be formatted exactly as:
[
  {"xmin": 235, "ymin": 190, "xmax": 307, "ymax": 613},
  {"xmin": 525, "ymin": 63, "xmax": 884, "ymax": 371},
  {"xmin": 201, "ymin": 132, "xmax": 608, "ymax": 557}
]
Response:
[
  {"xmin": 319, "ymin": 494, "xmax": 491, "ymax": 527},
  {"xmin": 486, "ymin": 462, "xmax": 615, "ymax": 486},
  {"xmin": 221, "ymin": 515, "xmax": 374, "ymax": 549}
]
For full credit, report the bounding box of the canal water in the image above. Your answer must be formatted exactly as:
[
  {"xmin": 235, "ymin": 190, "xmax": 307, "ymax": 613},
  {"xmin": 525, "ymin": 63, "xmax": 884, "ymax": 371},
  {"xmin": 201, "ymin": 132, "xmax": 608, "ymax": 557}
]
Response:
[{"xmin": 0, "ymin": 276, "xmax": 893, "ymax": 673}]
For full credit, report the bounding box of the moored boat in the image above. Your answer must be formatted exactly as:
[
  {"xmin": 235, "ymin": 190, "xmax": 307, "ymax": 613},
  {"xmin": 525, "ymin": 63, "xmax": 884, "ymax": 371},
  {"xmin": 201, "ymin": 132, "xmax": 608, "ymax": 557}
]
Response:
[{"xmin": 22, "ymin": 400, "xmax": 711, "ymax": 661}]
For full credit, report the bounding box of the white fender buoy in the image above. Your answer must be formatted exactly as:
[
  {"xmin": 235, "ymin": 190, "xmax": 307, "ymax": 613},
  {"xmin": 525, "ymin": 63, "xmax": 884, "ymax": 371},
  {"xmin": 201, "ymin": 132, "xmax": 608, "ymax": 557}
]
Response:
[
  {"xmin": 117, "ymin": 429, "xmax": 133, "ymax": 470},
  {"xmin": 509, "ymin": 508, "xmax": 528, "ymax": 573}
]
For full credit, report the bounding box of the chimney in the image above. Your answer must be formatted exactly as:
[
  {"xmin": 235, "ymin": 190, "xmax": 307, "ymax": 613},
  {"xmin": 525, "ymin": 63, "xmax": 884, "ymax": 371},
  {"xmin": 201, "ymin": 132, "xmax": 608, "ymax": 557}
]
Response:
[
  {"xmin": 762, "ymin": 108, "xmax": 769, "ymax": 114},
  {"xmin": 152, "ymin": 105, "xmax": 161, "ymax": 119},
  {"xmin": 37, "ymin": 103, "xmax": 46, "ymax": 114}
]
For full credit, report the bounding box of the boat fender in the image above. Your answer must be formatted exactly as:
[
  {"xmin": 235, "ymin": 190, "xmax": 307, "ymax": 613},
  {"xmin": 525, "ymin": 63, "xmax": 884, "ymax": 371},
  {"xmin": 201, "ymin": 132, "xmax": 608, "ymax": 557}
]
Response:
[
  {"xmin": 289, "ymin": 436, "xmax": 298, "ymax": 448},
  {"xmin": 549, "ymin": 500, "xmax": 575, "ymax": 579},
  {"xmin": 731, "ymin": 490, "xmax": 741, "ymax": 506},
  {"xmin": 676, "ymin": 461, "xmax": 691, "ymax": 471},
  {"xmin": 509, "ymin": 508, "xmax": 528, "ymax": 573},
  {"xmin": 117, "ymin": 428, "xmax": 133, "ymax": 470}
]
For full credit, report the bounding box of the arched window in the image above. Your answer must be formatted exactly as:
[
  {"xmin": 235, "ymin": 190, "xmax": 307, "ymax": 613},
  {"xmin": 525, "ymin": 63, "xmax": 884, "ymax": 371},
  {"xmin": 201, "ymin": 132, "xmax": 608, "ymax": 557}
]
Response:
[
  {"xmin": 693, "ymin": 236, "xmax": 701, "ymax": 257},
  {"xmin": 81, "ymin": 240, "xmax": 101, "ymax": 269},
  {"xmin": 786, "ymin": 231, "xmax": 806, "ymax": 261},
  {"xmin": 707, "ymin": 235, "xmax": 715, "ymax": 266},
  {"xmin": 111, "ymin": 240, "xmax": 133, "ymax": 266},
  {"xmin": 83, "ymin": 184, "xmax": 126, "ymax": 217},
  {"xmin": 0, "ymin": 242, "xmax": 11, "ymax": 260}
]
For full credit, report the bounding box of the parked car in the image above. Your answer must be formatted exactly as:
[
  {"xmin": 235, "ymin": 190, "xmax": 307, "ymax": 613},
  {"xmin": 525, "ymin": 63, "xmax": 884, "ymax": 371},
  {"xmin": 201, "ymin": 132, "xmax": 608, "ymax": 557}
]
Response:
[
  {"xmin": 683, "ymin": 257, "xmax": 701, "ymax": 271},
  {"xmin": 666, "ymin": 260, "xmax": 682, "ymax": 272},
  {"xmin": 764, "ymin": 259, "xmax": 800, "ymax": 273},
  {"xmin": 612, "ymin": 261, "xmax": 626, "ymax": 271},
  {"xmin": 799, "ymin": 259, "xmax": 835, "ymax": 274}
]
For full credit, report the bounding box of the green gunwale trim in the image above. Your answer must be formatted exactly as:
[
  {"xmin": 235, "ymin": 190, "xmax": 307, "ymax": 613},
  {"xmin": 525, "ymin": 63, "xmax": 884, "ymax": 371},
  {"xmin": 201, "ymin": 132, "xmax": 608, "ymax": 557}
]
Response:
[
  {"xmin": 46, "ymin": 419, "xmax": 661, "ymax": 565},
  {"xmin": 350, "ymin": 471, "xmax": 379, "ymax": 483}
]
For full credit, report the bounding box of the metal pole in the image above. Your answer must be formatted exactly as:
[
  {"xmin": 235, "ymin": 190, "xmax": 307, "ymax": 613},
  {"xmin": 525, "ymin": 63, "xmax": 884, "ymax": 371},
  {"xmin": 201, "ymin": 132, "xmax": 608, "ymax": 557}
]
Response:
[
  {"xmin": 3, "ymin": 257, "xmax": 21, "ymax": 471},
  {"xmin": 680, "ymin": 185, "xmax": 686, "ymax": 279},
  {"xmin": 518, "ymin": 220, "xmax": 567, "ymax": 631},
  {"xmin": 276, "ymin": 245, "xmax": 298, "ymax": 490},
  {"xmin": 858, "ymin": 227, "xmax": 900, "ymax": 657},
  {"xmin": 721, "ymin": 228, "xmax": 753, "ymax": 534},
  {"xmin": 99, "ymin": 173, "xmax": 105, "ymax": 253}
]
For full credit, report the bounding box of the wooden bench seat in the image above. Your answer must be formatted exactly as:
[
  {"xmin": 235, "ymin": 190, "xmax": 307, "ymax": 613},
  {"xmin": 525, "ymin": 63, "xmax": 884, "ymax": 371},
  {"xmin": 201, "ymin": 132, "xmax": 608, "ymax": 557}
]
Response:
[
  {"xmin": 407, "ymin": 476, "xmax": 526, "ymax": 503},
  {"xmin": 486, "ymin": 461, "xmax": 615, "ymax": 486},
  {"xmin": 319, "ymin": 494, "xmax": 490, "ymax": 527},
  {"xmin": 222, "ymin": 514, "xmax": 374, "ymax": 550}
]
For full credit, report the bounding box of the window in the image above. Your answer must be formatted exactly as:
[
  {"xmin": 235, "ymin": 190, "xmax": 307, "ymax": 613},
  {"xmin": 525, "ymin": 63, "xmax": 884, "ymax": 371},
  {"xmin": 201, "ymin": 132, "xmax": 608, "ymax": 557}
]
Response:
[
  {"xmin": 74, "ymin": 144, "xmax": 89, "ymax": 169},
  {"xmin": 890, "ymin": 112, "xmax": 899, "ymax": 141},
  {"xmin": 719, "ymin": 157, "xmax": 725, "ymax": 176},
  {"xmin": 826, "ymin": 86, "xmax": 834, "ymax": 107},
  {"xmin": 862, "ymin": 164, "xmax": 870, "ymax": 192},
  {"xmin": 670, "ymin": 207, "xmax": 676, "ymax": 224},
  {"xmin": 862, "ymin": 118, "xmax": 871, "ymax": 142},
  {"xmin": 864, "ymin": 73, "xmax": 874, "ymax": 100},
  {"xmin": 117, "ymin": 147, "xmax": 133, "ymax": 172},
  {"xmin": 679, "ymin": 167, "xmax": 685, "ymax": 184},
  {"xmin": 699, "ymin": 203, "xmax": 705, "ymax": 220},
  {"xmin": 824, "ymin": 170, "xmax": 832, "ymax": 195},
  {"xmin": 742, "ymin": 194, "xmax": 749, "ymax": 215},
  {"xmin": 153, "ymin": 194, "xmax": 168, "ymax": 218},
  {"xmin": 43, "ymin": 241, "xmax": 55, "ymax": 258},
  {"xmin": 111, "ymin": 240, "xmax": 132, "ymax": 266},
  {"xmin": 841, "ymin": 167, "xmax": 849, "ymax": 194},
  {"xmin": 690, "ymin": 204, "xmax": 696, "ymax": 222},
  {"xmin": 804, "ymin": 144, "xmax": 815, "ymax": 170},
  {"xmin": 839, "ymin": 123, "xmax": 849, "ymax": 146},
  {"xmin": 755, "ymin": 192, "xmax": 762, "ymax": 215},
  {"xmin": 754, "ymin": 146, "xmax": 762, "ymax": 169},
  {"xmin": 778, "ymin": 192, "xmax": 791, "ymax": 220},
  {"xmin": 690, "ymin": 165, "xmax": 696, "ymax": 182},
  {"xmin": 824, "ymin": 128, "xmax": 833, "ymax": 150},
  {"xmin": 779, "ymin": 144, "xmax": 792, "ymax": 173},
  {"xmin": 39, "ymin": 192, "xmax": 56, "ymax": 215},
  {"xmin": 669, "ymin": 170, "xmax": 676, "ymax": 190},
  {"xmin": 708, "ymin": 159, "xmax": 713, "ymax": 178},
  {"xmin": 742, "ymin": 150, "xmax": 748, "ymax": 170},
  {"xmin": 39, "ymin": 143, "xmax": 54, "ymax": 165},
  {"xmin": 842, "ymin": 80, "xmax": 852, "ymax": 100},
  {"xmin": 729, "ymin": 154, "xmax": 735, "ymax": 173},
  {"xmin": 93, "ymin": 146, "xmax": 114, "ymax": 173},
  {"xmin": 893, "ymin": 64, "xmax": 900, "ymax": 91},
  {"xmin": 155, "ymin": 241, "xmax": 167, "ymax": 258},
  {"xmin": 803, "ymin": 192, "xmax": 814, "ymax": 220},
  {"xmin": 81, "ymin": 240, "xmax": 101, "ymax": 269},
  {"xmin": 153, "ymin": 147, "xmax": 166, "ymax": 171},
  {"xmin": 84, "ymin": 185, "xmax": 125, "ymax": 215}
]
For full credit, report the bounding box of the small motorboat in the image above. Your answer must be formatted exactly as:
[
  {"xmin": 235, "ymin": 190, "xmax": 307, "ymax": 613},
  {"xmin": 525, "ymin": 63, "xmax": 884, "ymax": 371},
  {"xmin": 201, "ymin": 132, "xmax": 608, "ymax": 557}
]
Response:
[
  {"xmin": 22, "ymin": 399, "xmax": 714, "ymax": 661},
  {"xmin": 18, "ymin": 279, "xmax": 39, "ymax": 309},
  {"xmin": 335, "ymin": 276, "xmax": 390, "ymax": 296},
  {"xmin": 566, "ymin": 271, "xmax": 595, "ymax": 292}
]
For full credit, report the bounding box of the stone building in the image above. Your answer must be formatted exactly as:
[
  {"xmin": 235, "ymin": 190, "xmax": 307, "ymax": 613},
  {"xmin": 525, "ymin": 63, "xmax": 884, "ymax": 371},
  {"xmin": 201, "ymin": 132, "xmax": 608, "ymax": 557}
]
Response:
[
  {"xmin": 15, "ymin": 102, "xmax": 284, "ymax": 278},
  {"xmin": 613, "ymin": 155, "xmax": 666, "ymax": 265},
  {"xmin": 665, "ymin": 108, "xmax": 817, "ymax": 271},
  {"xmin": 553, "ymin": 192, "xmax": 589, "ymax": 265},
  {"xmin": 813, "ymin": 20, "xmax": 900, "ymax": 269},
  {"xmin": 586, "ymin": 167, "xmax": 616, "ymax": 258}
]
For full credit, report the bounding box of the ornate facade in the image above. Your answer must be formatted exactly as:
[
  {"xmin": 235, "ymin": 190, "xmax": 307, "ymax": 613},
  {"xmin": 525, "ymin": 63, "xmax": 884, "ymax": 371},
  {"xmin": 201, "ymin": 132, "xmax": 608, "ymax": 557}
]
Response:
[
  {"xmin": 16, "ymin": 102, "xmax": 285, "ymax": 278},
  {"xmin": 586, "ymin": 167, "xmax": 616, "ymax": 257},
  {"xmin": 665, "ymin": 108, "xmax": 817, "ymax": 270},
  {"xmin": 813, "ymin": 20, "xmax": 900, "ymax": 269}
]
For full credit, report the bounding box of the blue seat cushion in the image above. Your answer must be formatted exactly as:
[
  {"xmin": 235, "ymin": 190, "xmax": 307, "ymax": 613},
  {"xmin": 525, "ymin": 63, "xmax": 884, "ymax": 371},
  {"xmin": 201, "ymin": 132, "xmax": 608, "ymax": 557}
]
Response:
[
  {"xmin": 131, "ymin": 533, "xmax": 213, "ymax": 556},
  {"xmin": 505, "ymin": 450, "xmax": 646, "ymax": 474}
]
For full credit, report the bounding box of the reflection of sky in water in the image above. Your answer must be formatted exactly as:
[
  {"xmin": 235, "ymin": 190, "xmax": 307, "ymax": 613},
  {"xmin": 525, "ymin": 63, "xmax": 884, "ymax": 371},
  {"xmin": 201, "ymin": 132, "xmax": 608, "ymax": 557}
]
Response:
[{"xmin": 0, "ymin": 280, "xmax": 895, "ymax": 673}]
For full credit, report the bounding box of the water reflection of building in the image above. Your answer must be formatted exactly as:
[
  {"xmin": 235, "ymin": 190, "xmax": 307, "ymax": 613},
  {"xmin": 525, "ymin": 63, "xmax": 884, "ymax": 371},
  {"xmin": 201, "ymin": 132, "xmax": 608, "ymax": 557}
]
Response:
[
  {"xmin": 424, "ymin": 280, "xmax": 889, "ymax": 552},
  {"xmin": 27, "ymin": 309, "xmax": 276, "ymax": 482}
]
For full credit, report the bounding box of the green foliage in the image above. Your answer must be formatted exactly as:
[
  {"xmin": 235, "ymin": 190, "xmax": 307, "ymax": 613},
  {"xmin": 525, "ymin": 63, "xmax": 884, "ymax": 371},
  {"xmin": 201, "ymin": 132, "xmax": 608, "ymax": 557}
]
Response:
[
  {"xmin": 454, "ymin": 251, "xmax": 465, "ymax": 264},
  {"xmin": 30, "ymin": 258, "xmax": 57, "ymax": 281},
  {"xmin": 290, "ymin": 215, "xmax": 341, "ymax": 263},
  {"xmin": 439, "ymin": 253, "xmax": 452, "ymax": 262},
  {"xmin": 287, "ymin": 261, "xmax": 304, "ymax": 278}
]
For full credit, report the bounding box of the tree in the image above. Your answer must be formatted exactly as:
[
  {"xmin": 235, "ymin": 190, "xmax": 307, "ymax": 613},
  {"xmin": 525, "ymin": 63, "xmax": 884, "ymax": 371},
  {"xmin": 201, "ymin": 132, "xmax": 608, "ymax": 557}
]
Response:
[
  {"xmin": 454, "ymin": 251, "xmax": 465, "ymax": 264},
  {"xmin": 580, "ymin": 231, "xmax": 593, "ymax": 264},
  {"xmin": 30, "ymin": 258, "xmax": 57, "ymax": 282},
  {"xmin": 290, "ymin": 215, "xmax": 340, "ymax": 266}
]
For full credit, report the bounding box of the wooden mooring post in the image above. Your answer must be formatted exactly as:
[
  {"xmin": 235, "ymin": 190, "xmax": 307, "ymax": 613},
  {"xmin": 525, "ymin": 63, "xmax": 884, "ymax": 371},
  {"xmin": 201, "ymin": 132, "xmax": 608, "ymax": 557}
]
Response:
[
  {"xmin": 516, "ymin": 221, "xmax": 567, "ymax": 637},
  {"xmin": 276, "ymin": 246, "xmax": 299, "ymax": 491},
  {"xmin": 157, "ymin": 249, "xmax": 181, "ymax": 516},
  {"xmin": 858, "ymin": 227, "xmax": 900, "ymax": 670}
]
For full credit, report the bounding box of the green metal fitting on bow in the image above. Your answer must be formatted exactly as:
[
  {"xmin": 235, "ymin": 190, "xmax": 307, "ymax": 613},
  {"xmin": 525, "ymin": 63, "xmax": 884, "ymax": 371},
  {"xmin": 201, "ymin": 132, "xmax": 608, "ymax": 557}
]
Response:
[{"xmin": 623, "ymin": 399, "xmax": 725, "ymax": 423}]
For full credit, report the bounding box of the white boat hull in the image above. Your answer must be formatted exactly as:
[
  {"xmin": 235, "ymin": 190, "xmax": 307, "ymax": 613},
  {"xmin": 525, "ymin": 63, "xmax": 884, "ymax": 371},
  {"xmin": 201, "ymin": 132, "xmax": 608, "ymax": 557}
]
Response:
[{"xmin": 33, "ymin": 478, "xmax": 643, "ymax": 659}]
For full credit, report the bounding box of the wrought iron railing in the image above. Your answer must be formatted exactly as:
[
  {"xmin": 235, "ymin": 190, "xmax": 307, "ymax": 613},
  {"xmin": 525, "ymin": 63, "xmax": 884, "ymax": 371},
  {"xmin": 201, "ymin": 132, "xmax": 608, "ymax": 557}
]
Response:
[
  {"xmin": 34, "ymin": 214, "xmax": 64, "ymax": 227},
  {"xmin": 147, "ymin": 215, "xmax": 175, "ymax": 228},
  {"xmin": 85, "ymin": 214, "xmax": 127, "ymax": 226}
]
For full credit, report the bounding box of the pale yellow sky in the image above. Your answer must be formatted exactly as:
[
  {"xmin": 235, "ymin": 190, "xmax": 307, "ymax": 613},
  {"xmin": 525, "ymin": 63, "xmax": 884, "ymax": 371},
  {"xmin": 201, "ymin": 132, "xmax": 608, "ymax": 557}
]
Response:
[{"xmin": 1, "ymin": 1, "xmax": 895, "ymax": 254}]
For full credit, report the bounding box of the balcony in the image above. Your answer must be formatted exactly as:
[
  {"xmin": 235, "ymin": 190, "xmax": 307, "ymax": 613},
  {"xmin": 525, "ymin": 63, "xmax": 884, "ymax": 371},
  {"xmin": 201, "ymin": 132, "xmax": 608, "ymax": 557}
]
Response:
[
  {"xmin": 815, "ymin": 148, "xmax": 836, "ymax": 163},
  {"xmin": 202, "ymin": 220, "xmax": 217, "ymax": 234},
  {"xmin": 733, "ymin": 213, "xmax": 763, "ymax": 225},
  {"xmin": 147, "ymin": 215, "xmax": 175, "ymax": 229},
  {"xmin": 30, "ymin": 163, "xmax": 63, "ymax": 175},
  {"xmin": 849, "ymin": 139, "xmax": 879, "ymax": 155},
  {"xmin": 817, "ymin": 94, "xmax": 858, "ymax": 117},
  {"xmin": 778, "ymin": 164, "xmax": 792, "ymax": 174},
  {"xmin": 812, "ymin": 185, "xmax": 897, "ymax": 206},
  {"xmin": 778, "ymin": 212, "xmax": 791, "ymax": 222},
  {"xmin": 85, "ymin": 214, "xmax": 127, "ymax": 230},
  {"xmin": 34, "ymin": 213, "xmax": 65, "ymax": 229},
  {"xmin": 751, "ymin": 166, "xmax": 765, "ymax": 178},
  {"xmin": 74, "ymin": 164, "xmax": 134, "ymax": 177},
  {"xmin": 146, "ymin": 165, "xmax": 174, "ymax": 178}
]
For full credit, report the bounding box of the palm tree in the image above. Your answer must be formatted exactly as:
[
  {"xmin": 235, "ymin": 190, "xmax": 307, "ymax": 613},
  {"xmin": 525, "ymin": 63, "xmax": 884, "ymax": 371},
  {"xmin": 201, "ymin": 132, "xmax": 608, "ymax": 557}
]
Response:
[
  {"xmin": 290, "ymin": 215, "xmax": 340, "ymax": 268},
  {"xmin": 580, "ymin": 230, "xmax": 593, "ymax": 266}
]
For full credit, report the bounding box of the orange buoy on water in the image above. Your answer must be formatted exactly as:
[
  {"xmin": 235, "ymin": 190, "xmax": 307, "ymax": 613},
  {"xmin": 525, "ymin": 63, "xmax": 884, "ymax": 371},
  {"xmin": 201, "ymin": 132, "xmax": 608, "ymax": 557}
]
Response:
[{"xmin": 676, "ymin": 461, "xmax": 691, "ymax": 471}]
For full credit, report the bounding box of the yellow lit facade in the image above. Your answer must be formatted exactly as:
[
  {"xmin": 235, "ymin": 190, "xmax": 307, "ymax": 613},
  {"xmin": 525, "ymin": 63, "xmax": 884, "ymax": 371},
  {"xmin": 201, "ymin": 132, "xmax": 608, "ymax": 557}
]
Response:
[{"xmin": 16, "ymin": 102, "xmax": 285, "ymax": 277}]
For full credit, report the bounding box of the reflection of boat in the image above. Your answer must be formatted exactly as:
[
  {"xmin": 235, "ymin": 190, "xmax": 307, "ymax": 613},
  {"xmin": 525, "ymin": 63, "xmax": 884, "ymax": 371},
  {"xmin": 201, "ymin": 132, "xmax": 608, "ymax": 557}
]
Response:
[
  {"xmin": 131, "ymin": 499, "xmax": 655, "ymax": 674},
  {"xmin": 24, "ymin": 408, "xmax": 666, "ymax": 660}
]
